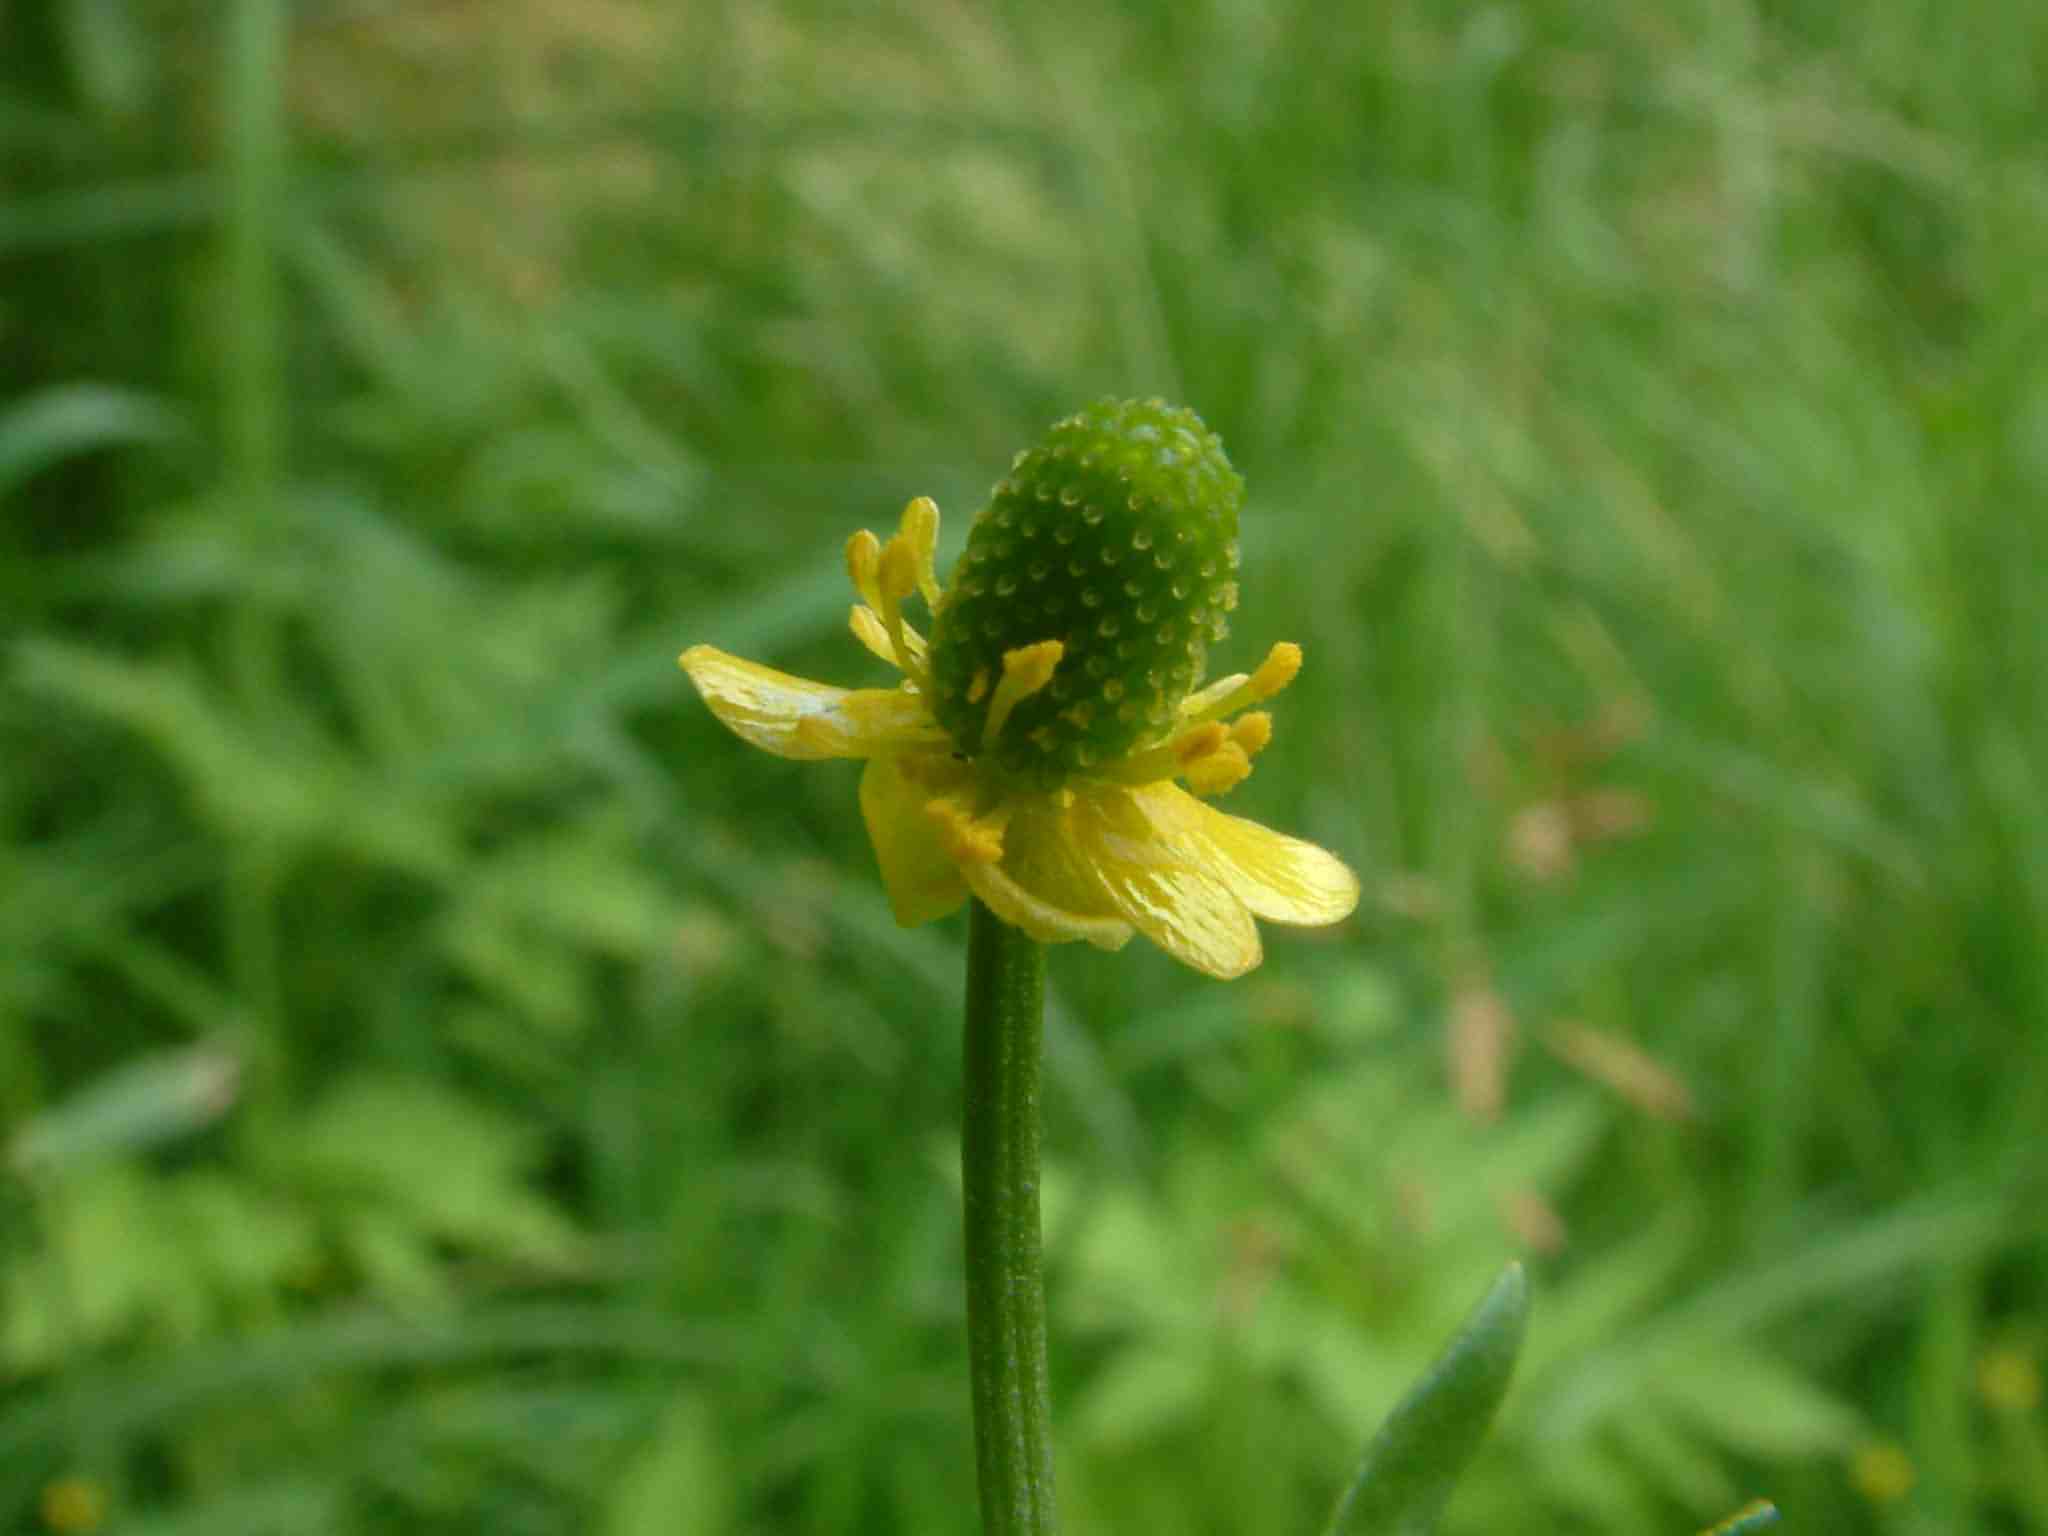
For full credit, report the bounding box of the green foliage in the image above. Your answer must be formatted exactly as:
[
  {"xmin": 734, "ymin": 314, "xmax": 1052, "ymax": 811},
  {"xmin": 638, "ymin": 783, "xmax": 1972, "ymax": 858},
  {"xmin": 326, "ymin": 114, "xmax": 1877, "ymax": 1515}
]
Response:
[
  {"xmin": 1325, "ymin": 1263, "xmax": 1528, "ymax": 1536},
  {"xmin": 6, "ymin": 0, "xmax": 2047, "ymax": 1531},
  {"xmin": 604, "ymin": 1398, "xmax": 732, "ymax": 1536}
]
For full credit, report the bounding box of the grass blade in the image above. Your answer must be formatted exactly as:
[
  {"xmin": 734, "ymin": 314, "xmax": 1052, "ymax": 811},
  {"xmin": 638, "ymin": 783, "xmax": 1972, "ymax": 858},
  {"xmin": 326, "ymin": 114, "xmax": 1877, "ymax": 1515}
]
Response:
[{"xmin": 1324, "ymin": 1263, "xmax": 1529, "ymax": 1536}]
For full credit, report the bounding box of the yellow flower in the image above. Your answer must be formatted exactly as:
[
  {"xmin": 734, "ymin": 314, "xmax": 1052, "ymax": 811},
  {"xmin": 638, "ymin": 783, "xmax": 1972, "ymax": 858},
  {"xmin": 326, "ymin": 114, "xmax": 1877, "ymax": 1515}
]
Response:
[
  {"xmin": 680, "ymin": 495, "xmax": 1357, "ymax": 978},
  {"xmin": 40, "ymin": 1477, "xmax": 107, "ymax": 1533},
  {"xmin": 1978, "ymin": 1344, "xmax": 2043, "ymax": 1414},
  {"xmin": 1849, "ymin": 1441, "xmax": 1916, "ymax": 1504}
]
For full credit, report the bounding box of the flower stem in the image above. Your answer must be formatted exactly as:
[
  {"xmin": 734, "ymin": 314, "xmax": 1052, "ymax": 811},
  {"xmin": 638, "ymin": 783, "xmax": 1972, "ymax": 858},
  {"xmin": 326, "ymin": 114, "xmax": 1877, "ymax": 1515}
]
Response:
[{"xmin": 962, "ymin": 899, "xmax": 1060, "ymax": 1536}]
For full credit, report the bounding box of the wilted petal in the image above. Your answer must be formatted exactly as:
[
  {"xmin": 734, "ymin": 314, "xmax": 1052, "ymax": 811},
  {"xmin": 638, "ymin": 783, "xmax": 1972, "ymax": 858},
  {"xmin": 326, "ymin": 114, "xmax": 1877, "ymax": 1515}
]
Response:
[
  {"xmin": 859, "ymin": 755, "xmax": 968, "ymax": 927},
  {"xmin": 1064, "ymin": 786, "xmax": 1261, "ymax": 978},
  {"xmin": 679, "ymin": 645, "xmax": 945, "ymax": 760}
]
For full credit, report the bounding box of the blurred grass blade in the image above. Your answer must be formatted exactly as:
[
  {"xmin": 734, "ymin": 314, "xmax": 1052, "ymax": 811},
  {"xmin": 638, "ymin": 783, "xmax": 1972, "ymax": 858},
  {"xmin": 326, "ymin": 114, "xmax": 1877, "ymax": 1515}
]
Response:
[
  {"xmin": 0, "ymin": 383, "xmax": 182, "ymax": 498},
  {"xmin": 1700, "ymin": 1500, "xmax": 1780, "ymax": 1534},
  {"xmin": 0, "ymin": 1305, "xmax": 747, "ymax": 1460},
  {"xmin": 1323, "ymin": 1263, "xmax": 1528, "ymax": 1536},
  {"xmin": 603, "ymin": 1397, "xmax": 730, "ymax": 1536},
  {"xmin": 7, "ymin": 1044, "xmax": 240, "ymax": 1180},
  {"xmin": 59, "ymin": 0, "xmax": 152, "ymax": 122},
  {"xmin": 111, "ymin": 1480, "xmax": 337, "ymax": 1536}
]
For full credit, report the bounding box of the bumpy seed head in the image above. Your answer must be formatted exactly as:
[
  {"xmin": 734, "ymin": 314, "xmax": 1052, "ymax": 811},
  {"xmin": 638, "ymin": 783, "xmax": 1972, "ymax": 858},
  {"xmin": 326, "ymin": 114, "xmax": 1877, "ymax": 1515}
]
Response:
[{"xmin": 928, "ymin": 397, "xmax": 1243, "ymax": 785}]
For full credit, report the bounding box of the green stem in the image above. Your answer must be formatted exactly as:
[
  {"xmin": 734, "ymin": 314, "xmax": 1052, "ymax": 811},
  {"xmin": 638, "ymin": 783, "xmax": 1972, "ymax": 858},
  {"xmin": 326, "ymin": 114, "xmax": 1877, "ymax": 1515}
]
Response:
[{"xmin": 962, "ymin": 899, "xmax": 1060, "ymax": 1536}]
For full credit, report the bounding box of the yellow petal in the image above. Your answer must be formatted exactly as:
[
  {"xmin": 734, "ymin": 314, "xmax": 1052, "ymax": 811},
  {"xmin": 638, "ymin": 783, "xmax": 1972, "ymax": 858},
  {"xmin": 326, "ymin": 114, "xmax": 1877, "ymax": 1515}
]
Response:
[
  {"xmin": 962, "ymin": 860, "xmax": 1135, "ymax": 950},
  {"xmin": 859, "ymin": 755, "xmax": 968, "ymax": 926},
  {"xmin": 679, "ymin": 645, "xmax": 945, "ymax": 760},
  {"xmin": 1159, "ymin": 784, "xmax": 1360, "ymax": 926},
  {"xmin": 1063, "ymin": 785, "xmax": 1261, "ymax": 978},
  {"xmin": 963, "ymin": 797, "xmax": 1133, "ymax": 950}
]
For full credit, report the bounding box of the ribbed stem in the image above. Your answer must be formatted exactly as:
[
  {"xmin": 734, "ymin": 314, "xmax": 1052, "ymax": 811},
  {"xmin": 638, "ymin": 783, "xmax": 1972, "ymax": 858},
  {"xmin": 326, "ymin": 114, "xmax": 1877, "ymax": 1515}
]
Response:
[{"xmin": 962, "ymin": 899, "xmax": 1059, "ymax": 1536}]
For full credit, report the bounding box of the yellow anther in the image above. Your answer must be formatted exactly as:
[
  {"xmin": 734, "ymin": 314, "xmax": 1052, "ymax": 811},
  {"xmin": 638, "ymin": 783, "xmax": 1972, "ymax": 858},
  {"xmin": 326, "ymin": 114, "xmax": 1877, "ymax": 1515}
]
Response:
[
  {"xmin": 1186, "ymin": 741, "xmax": 1253, "ymax": 796},
  {"xmin": 1099, "ymin": 720, "xmax": 1216, "ymax": 787},
  {"xmin": 845, "ymin": 530, "xmax": 883, "ymax": 609},
  {"xmin": 1177, "ymin": 643, "xmax": 1306, "ymax": 731},
  {"xmin": 1248, "ymin": 641, "xmax": 1303, "ymax": 700},
  {"xmin": 856, "ymin": 532, "xmax": 933, "ymax": 692},
  {"xmin": 926, "ymin": 798, "xmax": 1008, "ymax": 864},
  {"xmin": 981, "ymin": 641, "xmax": 1065, "ymax": 748},
  {"xmin": 878, "ymin": 536, "xmax": 921, "ymax": 605},
  {"xmin": 897, "ymin": 496, "xmax": 944, "ymax": 606},
  {"xmin": 1171, "ymin": 721, "xmax": 1253, "ymax": 795},
  {"xmin": 1231, "ymin": 711, "xmax": 1273, "ymax": 756},
  {"xmin": 1173, "ymin": 722, "xmax": 1231, "ymax": 765},
  {"xmin": 967, "ymin": 668, "xmax": 991, "ymax": 704}
]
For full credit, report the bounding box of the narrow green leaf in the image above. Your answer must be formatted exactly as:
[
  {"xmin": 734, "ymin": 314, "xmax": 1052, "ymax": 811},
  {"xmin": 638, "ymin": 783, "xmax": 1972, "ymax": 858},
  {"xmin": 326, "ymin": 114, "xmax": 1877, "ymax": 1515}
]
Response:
[
  {"xmin": 605, "ymin": 1397, "xmax": 730, "ymax": 1536},
  {"xmin": 7, "ymin": 1045, "xmax": 240, "ymax": 1180},
  {"xmin": 110, "ymin": 1479, "xmax": 337, "ymax": 1536},
  {"xmin": 58, "ymin": 0, "xmax": 152, "ymax": 122},
  {"xmin": 1323, "ymin": 1263, "xmax": 1529, "ymax": 1536},
  {"xmin": 1650, "ymin": 1348, "xmax": 1861, "ymax": 1458},
  {"xmin": 0, "ymin": 383, "xmax": 181, "ymax": 497}
]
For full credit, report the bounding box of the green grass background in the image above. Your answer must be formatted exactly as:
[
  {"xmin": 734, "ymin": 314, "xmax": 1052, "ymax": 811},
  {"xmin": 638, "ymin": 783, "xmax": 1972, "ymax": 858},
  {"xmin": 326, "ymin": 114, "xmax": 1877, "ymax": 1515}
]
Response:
[{"xmin": 5, "ymin": 1, "xmax": 2046, "ymax": 1532}]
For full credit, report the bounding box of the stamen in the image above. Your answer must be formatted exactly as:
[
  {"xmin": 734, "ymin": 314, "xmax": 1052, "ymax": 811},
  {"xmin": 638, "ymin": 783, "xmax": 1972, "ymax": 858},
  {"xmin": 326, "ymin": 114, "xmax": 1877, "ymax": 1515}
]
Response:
[
  {"xmin": 1173, "ymin": 722, "xmax": 1230, "ymax": 765},
  {"xmin": 846, "ymin": 530, "xmax": 884, "ymax": 610},
  {"xmin": 1101, "ymin": 720, "xmax": 1223, "ymax": 786},
  {"xmin": 878, "ymin": 536, "xmax": 921, "ymax": 608},
  {"xmin": 1179, "ymin": 643, "xmax": 1304, "ymax": 726},
  {"xmin": 898, "ymin": 496, "xmax": 944, "ymax": 608},
  {"xmin": 850, "ymin": 605, "xmax": 927, "ymax": 672},
  {"xmin": 1249, "ymin": 642, "xmax": 1303, "ymax": 698},
  {"xmin": 926, "ymin": 797, "xmax": 1010, "ymax": 864},
  {"xmin": 1231, "ymin": 711, "xmax": 1273, "ymax": 757},
  {"xmin": 1100, "ymin": 711, "xmax": 1269, "ymax": 791},
  {"xmin": 981, "ymin": 641, "xmax": 1065, "ymax": 749},
  {"xmin": 1179, "ymin": 672, "xmax": 1250, "ymax": 719},
  {"xmin": 1184, "ymin": 740, "xmax": 1253, "ymax": 796},
  {"xmin": 873, "ymin": 535, "xmax": 934, "ymax": 691}
]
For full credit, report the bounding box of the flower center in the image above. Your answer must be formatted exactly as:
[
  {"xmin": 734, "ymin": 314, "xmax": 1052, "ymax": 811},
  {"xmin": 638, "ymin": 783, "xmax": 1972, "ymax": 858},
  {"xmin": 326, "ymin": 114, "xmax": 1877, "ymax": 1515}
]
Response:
[{"xmin": 927, "ymin": 397, "xmax": 1244, "ymax": 786}]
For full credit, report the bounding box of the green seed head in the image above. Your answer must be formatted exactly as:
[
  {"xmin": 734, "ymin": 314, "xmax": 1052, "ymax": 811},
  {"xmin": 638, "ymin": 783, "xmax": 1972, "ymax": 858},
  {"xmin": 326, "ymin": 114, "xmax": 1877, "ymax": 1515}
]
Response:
[{"xmin": 928, "ymin": 397, "xmax": 1243, "ymax": 785}]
